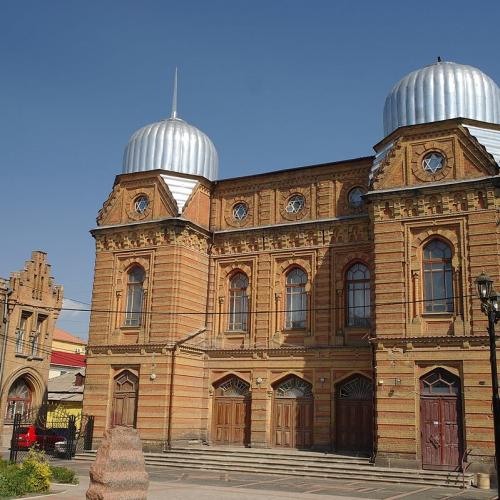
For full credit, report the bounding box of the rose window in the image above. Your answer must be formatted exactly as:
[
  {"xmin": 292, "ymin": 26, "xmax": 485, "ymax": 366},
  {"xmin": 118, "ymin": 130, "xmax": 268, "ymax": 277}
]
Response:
[
  {"xmin": 232, "ymin": 202, "xmax": 248, "ymax": 221},
  {"xmin": 422, "ymin": 152, "xmax": 445, "ymax": 174},
  {"xmin": 348, "ymin": 187, "xmax": 364, "ymax": 208},
  {"xmin": 285, "ymin": 194, "xmax": 305, "ymax": 214},
  {"xmin": 134, "ymin": 195, "xmax": 149, "ymax": 214}
]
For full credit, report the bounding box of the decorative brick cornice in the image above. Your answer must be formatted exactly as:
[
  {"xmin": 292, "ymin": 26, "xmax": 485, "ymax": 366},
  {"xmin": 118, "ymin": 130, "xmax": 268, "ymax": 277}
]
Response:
[
  {"xmin": 212, "ymin": 218, "xmax": 370, "ymax": 256},
  {"xmin": 371, "ymin": 335, "xmax": 490, "ymax": 348},
  {"xmin": 93, "ymin": 219, "xmax": 211, "ymax": 253},
  {"xmin": 88, "ymin": 343, "xmax": 205, "ymax": 356}
]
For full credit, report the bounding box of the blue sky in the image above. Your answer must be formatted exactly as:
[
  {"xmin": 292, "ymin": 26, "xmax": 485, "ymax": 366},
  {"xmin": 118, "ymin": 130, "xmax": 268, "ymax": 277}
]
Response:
[{"xmin": 2, "ymin": 0, "xmax": 500, "ymax": 337}]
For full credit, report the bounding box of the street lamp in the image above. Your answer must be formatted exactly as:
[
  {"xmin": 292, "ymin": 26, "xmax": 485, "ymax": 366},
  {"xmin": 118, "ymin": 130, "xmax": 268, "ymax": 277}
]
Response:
[{"xmin": 475, "ymin": 272, "xmax": 500, "ymax": 495}]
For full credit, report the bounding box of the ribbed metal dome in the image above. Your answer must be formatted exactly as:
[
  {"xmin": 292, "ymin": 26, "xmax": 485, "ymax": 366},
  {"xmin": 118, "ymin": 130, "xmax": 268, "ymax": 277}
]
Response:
[
  {"xmin": 123, "ymin": 71, "xmax": 218, "ymax": 180},
  {"xmin": 122, "ymin": 116, "xmax": 218, "ymax": 180},
  {"xmin": 383, "ymin": 61, "xmax": 500, "ymax": 137}
]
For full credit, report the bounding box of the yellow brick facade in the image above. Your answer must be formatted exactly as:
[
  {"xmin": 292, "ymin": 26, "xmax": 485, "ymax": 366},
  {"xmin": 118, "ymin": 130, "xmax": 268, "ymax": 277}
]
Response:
[
  {"xmin": 0, "ymin": 252, "xmax": 63, "ymax": 446},
  {"xmin": 83, "ymin": 117, "xmax": 500, "ymax": 473}
]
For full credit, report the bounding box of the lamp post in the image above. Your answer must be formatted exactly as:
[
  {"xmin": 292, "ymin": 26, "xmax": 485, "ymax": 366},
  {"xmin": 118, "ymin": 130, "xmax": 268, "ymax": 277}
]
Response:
[{"xmin": 475, "ymin": 272, "xmax": 500, "ymax": 494}]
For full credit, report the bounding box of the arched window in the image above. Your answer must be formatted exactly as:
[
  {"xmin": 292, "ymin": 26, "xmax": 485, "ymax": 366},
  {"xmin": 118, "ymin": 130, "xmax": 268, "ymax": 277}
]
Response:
[
  {"xmin": 275, "ymin": 376, "xmax": 313, "ymax": 399},
  {"xmin": 228, "ymin": 273, "xmax": 249, "ymax": 331},
  {"xmin": 124, "ymin": 267, "xmax": 145, "ymax": 327},
  {"xmin": 112, "ymin": 370, "xmax": 138, "ymax": 427},
  {"xmin": 285, "ymin": 268, "xmax": 307, "ymax": 329},
  {"xmin": 6, "ymin": 378, "xmax": 32, "ymax": 420},
  {"xmin": 421, "ymin": 369, "xmax": 460, "ymax": 395},
  {"xmin": 423, "ymin": 240, "xmax": 453, "ymax": 313},
  {"xmin": 346, "ymin": 263, "xmax": 371, "ymax": 327}
]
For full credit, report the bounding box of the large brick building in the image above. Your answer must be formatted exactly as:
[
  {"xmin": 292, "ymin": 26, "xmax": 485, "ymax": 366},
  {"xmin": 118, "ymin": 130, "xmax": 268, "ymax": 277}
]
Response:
[{"xmin": 83, "ymin": 61, "xmax": 500, "ymax": 473}]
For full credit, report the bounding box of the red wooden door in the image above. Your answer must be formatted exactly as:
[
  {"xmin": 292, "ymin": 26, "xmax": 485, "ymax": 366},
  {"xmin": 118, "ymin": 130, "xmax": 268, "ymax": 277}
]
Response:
[
  {"xmin": 421, "ymin": 396, "xmax": 461, "ymax": 469},
  {"xmin": 213, "ymin": 397, "xmax": 249, "ymax": 446},
  {"xmin": 273, "ymin": 399, "xmax": 313, "ymax": 449}
]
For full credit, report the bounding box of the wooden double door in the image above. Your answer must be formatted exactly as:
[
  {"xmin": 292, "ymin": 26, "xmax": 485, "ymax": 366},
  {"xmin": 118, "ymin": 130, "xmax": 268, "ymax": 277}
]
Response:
[
  {"xmin": 420, "ymin": 369, "xmax": 463, "ymax": 470},
  {"xmin": 273, "ymin": 398, "xmax": 313, "ymax": 449},
  {"xmin": 213, "ymin": 396, "xmax": 250, "ymax": 446}
]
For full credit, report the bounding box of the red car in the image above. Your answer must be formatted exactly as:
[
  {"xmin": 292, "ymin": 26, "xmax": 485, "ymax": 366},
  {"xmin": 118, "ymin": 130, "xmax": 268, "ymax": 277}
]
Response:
[{"xmin": 16, "ymin": 425, "xmax": 65, "ymax": 451}]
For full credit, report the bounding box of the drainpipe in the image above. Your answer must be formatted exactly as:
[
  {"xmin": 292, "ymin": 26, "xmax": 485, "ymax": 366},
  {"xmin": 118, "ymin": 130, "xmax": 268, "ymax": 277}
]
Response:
[
  {"xmin": 0, "ymin": 288, "xmax": 14, "ymax": 400},
  {"xmin": 370, "ymin": 336, "xmax": 378, "ymax": 464},
  {"xmin": 165, "ymin": 327, "xmax": 207, "ymax": 450}
]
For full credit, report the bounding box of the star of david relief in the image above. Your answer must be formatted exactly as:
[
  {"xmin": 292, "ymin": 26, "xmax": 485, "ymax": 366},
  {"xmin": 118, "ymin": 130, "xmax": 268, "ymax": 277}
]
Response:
[
  {"xmin": 134, "ymin": 195, "xmax": 149, "ymax": 214},
  {"xmin": 232, "ymin": 202, "xmax": 248, "ymax": 221},
  {"xmin": 422, "ymin": 152, "xmax": 445, "ymax": 174},
  {"xmin": 410, "ymin": 142, "xmax": 453, "ymax": 183},
  {"xmin": 286, "ymin": 194, "xmax": 305, "ymax": 214}
]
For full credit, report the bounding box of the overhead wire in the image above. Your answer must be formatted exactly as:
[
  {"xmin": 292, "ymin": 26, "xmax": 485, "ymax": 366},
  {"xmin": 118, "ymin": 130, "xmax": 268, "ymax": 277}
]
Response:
[{"xmin": 0, "ymin": 292, "xmax": 479, "ymax": 317}]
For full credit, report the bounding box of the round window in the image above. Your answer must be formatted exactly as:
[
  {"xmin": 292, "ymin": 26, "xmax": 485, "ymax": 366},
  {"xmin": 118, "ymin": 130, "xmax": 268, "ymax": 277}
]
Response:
[
  {"xmin": 285, "ymin": 194, "xmax": 305, "ymax": 214},
  {"xmin": 232, "ymin": 202, "xmax": 248, "ymax": 221},
  {"xmin": 422, "ymin": 152, "xmax": 445, "ymax": 174},
  {"xmin": 134, "ymin": 195, "xmax": 149, "ymax": 214},
  {"xmin": 348, "ymin": 187, "xmax": 364, "ymax": 208}
]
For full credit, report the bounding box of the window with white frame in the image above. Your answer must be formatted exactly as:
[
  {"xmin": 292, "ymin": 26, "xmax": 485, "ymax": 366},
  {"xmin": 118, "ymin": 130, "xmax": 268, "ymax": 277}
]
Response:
[
  {"xmin": 124, "ymin": 267, "xmax": 145, "ymax": 327},
  {"xmin": 285, "ymin": 268, "xmax": 307, "ymax": 329},
  {"xmin": 346, "ymin": 263, "xmax": 371, "ymax": 327},
  {"xmin": 423, "ymin": 239, "xmax": 454, "ymax": 313},
  {"xmin": 228, "ymin": 272, "xmax": 249, "ymax": 331}
]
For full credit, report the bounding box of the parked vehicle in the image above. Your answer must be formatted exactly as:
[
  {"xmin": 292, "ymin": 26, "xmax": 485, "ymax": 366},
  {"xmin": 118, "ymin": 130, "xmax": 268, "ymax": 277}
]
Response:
[
  {"xmin": 16, "ymin": 425, "xmax": 66, "ymax": 451},
  {"xmin": 54, "ymin": 438, "xmax": 76, "ymax": 457}
]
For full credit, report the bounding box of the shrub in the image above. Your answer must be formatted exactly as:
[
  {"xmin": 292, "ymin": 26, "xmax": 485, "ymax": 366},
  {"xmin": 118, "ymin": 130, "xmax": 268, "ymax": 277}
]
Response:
[
  {"xmin": 20, "ymin": 448, "xmax": 51, "ymax": 493},
  {"xmin": 0, "ymin": 463, "xmax": 30, "ymax": 497},
  {"xmin": 50, "ymin": 465, "xmax": 78, "ymax": 484}
]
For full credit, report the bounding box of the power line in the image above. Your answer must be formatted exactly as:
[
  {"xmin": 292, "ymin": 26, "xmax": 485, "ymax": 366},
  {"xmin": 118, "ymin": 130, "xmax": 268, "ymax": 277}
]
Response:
[{"xmin": 0, "ymin": 292, "xmax": 477, "ymax": 317}]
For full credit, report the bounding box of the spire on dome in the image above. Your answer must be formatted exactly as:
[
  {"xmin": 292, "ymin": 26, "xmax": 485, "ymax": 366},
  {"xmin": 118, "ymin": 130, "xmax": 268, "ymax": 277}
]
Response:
[{"xmin": 170, "ymin": 67, "xmax": 178, "ymax": 119}]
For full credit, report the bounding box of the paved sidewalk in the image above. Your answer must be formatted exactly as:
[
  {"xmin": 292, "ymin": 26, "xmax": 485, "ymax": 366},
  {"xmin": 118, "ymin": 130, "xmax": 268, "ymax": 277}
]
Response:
[{"xmin": 42, "ymin": 460, "xmax": 497, "ymax": 500}]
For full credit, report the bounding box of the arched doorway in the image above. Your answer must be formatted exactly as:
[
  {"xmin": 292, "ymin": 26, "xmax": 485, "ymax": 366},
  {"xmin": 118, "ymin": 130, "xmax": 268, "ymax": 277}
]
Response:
[
  {"xmin": 272, "ymin": 376, "xmax": 313, "ymax": 449},
  {"xmin": 112, "ymin": 370, "xmax": 138, "ymax": 427},
  {"xmin": 5, "ymin": 378, "xmax": 32, "ymax": 421},
  {"xmin": 335, "ymin": 375, "xmax": 373, "ymax": 454},
  {"xmin": 212, "ymin": 376, "xmax": 250, "ymax": 446},
  {"xmin": 420, "ymin": 369, "xmax": 463, "ymax": 470}
]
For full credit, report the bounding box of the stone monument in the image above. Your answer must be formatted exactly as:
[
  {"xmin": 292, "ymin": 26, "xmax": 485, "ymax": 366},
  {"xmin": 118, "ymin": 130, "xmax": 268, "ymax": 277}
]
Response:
[{"xmin": 86, "ymin": 426, "xmax": 149, "ymax": 500}]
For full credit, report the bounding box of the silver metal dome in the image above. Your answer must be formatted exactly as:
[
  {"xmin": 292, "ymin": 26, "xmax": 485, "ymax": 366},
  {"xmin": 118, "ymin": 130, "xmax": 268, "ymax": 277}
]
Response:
[
  {"xmin": 122, "ymin": 117, "xmax": 218, "ymax": 180},
  {"xmin": 383, "ymin": 61, "xmax": 500, "ymax": 137},
  {"xmin": 122, "ymin": 71, "xmax": 218, "ymax": 180}
]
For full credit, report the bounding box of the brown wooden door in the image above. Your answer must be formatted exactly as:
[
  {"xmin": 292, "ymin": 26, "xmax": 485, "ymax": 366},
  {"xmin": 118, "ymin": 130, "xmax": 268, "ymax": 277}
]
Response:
[
  {"xmin": 112, "ymin": 370, "xmax": 138, "ymax": 427},
  {"xmin": 421, "ymin": 396, "xmax": 462, "ymax": 469},
  {"xmin": 336, "ymin": 399, "xmax": 373, "ymax": 453},
  {"xmin": 213, "ymin": 397, "xmax": 249, "ymax": 446},
  {"xmin": 335, "ymin": 375, "xmax": 373, "ymax": 455},
  {"xmin": 295, "ymin": 399, "xmax": 313, "ymax": 449},
  {"xmin": 273, "ymin": 398, "xmax": 313, "ymax": 449}
]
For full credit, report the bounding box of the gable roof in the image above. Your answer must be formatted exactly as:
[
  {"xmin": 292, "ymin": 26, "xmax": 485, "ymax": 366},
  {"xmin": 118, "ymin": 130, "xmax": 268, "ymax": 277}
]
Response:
[
  {"xmin": 53, "ymin": 328, "xmax": 86, "ymax": 345},
  {"xmin": 48, "ymin": 369, "xmax": 85, "ymax": 402}
]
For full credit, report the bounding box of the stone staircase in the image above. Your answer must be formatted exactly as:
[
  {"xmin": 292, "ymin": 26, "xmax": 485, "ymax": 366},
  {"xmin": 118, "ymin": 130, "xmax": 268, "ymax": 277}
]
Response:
[{"xmin": 74, "ymin": 446, "xmax": 474, "ymax": 488}]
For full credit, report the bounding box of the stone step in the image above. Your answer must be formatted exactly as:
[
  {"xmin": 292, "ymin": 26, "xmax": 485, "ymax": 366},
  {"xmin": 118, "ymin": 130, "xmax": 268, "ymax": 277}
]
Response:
[
  {"xmin": 165, "ymin": 448, "xmax": 371, "ymax": 466},
  {"xmin": 171, "ymin": 446, "xmax": 371, "ymax": 461},
  {"xmin": 73, "ymin": 450, "xmax": 472, "ymax": 488},
  {"xmin": 145, "ymin": 460, "xmax": 469, "ymax": 488}
]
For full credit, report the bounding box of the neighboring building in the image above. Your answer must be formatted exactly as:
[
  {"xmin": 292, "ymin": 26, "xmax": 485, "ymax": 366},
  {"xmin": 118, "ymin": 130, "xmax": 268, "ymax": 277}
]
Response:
[
  {"xmin": 47, "ymin": 369, "xmax": 85, "ymax": 425},
  {"xmin": 83, "ymin": 61, "xmax": 500, "ymax": 474},
  {"xmin": 49, "ymin": 328, "xmax": 86, "ymax": 379},
  {"xmin": 0, "ymin": 252, "xmax": 63, "ymax": 445}
]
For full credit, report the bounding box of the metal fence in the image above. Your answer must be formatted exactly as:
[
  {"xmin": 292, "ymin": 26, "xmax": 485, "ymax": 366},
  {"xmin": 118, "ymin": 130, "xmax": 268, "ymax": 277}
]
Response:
[{"xmin": 9, "ymin": 404, "xmax": 94, "ymax": 463}]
